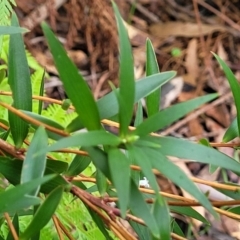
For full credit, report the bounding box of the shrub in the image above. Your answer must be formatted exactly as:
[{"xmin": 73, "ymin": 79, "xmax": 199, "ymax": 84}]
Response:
[{"xmin": 0, "ymin": 1, "xmax": 240, "ymax": 239}]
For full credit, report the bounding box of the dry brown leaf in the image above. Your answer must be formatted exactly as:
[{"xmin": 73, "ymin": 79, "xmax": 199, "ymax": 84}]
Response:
[
  {"xmin": 205, "ymin": 117, "xmax": 223, "ymax": 133},
  {"xmin": 188, "ymin": 118, "xmax": 204, "ymax": 137},
  {"xmin": 161, "ymin": 76, "xmax": 184, "ymax": 108},
  {"xmin": 221, "ymin": 215, "xmax": 240, "ymax": 239},
  {"xmin": 206, "ymin": 105, "xmax": 231, "ymax": 128},
  {"xmin": 149, "ymin": 22, "xmax": 227, "ymax": 38},
  {"xmin": 185, "ymin": 39, "xmax": 199, "ymax": 86},
  {"xmin": 217, "ymin": 40, "xmax": 228, "ymax": 62}
]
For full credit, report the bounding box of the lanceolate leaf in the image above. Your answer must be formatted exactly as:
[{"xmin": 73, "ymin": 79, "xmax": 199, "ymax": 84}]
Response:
[
  {"xmin": 66, "ymin": 155, "xmax": 91, "ymax": 176},
  {"xmin": 0, "ymin": 26, "xmax": 27, "ymax": 35},
  {"xmin": 67, "ymin": 71, "xmax": 176, "ymax": 133},
  {"xmin": 135, "ymin": 93, "xmax": 218, "ymax": 136},
  {"xmin": 134, "ymin": 101, "xmax": 143, "ymax": 127},
  {"xmin": 129, "ymin": 180, "xmax": 159, "ymax": 238},
  {"xmin": 128, "ymin": 145, "xmax": 170, "ymax": 238},
  {"xmin": 145, "ymin": 147, "xmax": 217, "ymax": 217},
  {"xmin": 8, "ymin": 13, "xmax": 32, "ymax": 148},
  {"xmin": 172, "ymin": 220, "xmax": 184, "ymax": 237},
  {"xmin": 128, "ymin": 145, "xmax": 159, "ymax": 194},
  {"xmin": 153, "ymin": 200, "xmax": 170, "ymax": 240},
  {"xmin": 96, "ymin": 169, "xmax": 108, "ymax": 196},
  {"xmin": 213, "ymin": 53, "xmax": 240, "ymax": 137},
  {"xmin": 21, "ymin": 186, "xmax": 63, "ymax": 240},
  {"xmin": 0, "ymin": 175, "xmax": 55, "ymax": 215},
  {"xmin": 0, "ymin": 157, "xmax": 67, "ymax": 186},
  {"xmin": 223, "ymin": 117, "xmax": 238, "ymax": 142},
  {"xmin": 170, "ymin": 206, "xmax": 209, "ymax": 224},
  {"xmin": 153, "ymin": 136, "xmax": 240, "ymax": 175},
  {"xmin": 47, "ymin": 130, "xmax": 121, "ymax": 152},
  {"xmin": 42, "ymin": 22, "xmax": 101, "ymax": 131},
  {"xmin": 108, "ymin": 147, "xmax": 130, "ymax": 217},
  {"xmin": 84, "ymin": 146, "xmax": 111, "ymax": 179},
  {"xmin": 146, "ymin": 39, "xmax": 160, "ymax": 116},
  {"xmin": 21, "ymin": 110, "xmax": 65, "ymax": 140},
  {"xmin": 21, "ymin": 126, "xmax": 48, "ymax": 196},
  {"xmin": 112, "ymin": 2, "xmax": 135, "ymax": 136}
]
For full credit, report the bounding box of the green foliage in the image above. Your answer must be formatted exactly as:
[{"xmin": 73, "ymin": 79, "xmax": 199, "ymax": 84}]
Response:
[
  {"xmin": 1, "ymin": 1, "xmax": 240, "ymax": 239},
  {"xmin": 0, "ymin": 0, "xmax": 16, "ymax": 26},
  {"xmin": 145, "ymin": 38, "xmax": 161, "ymax": 116}
]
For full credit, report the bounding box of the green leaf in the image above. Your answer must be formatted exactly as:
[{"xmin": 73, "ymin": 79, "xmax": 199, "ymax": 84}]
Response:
[
  {"xmin": 6, "ymin": 214, "xmax": 19, "ymax": 240},
  {"xmin": 145, "ymin": 146, "xmax": 217, "ymax": 218},
  {"xmin": 129, "ymin": 221, "xmax": 151, "ymax": 240},
  {"xmin": 199, "ymin": 139, "xmax": 218, "ymax": 173},
  {"xmin": 0, "ymin": 26, "xmax": 28, "ymax": 35},
  {"xmin": 21, "ymin": 186, "xmax": 63, "ymax": 240},
  {"xmin": 213, "ymin": 53, "xmax": 240, "ymax": 137},
  {"xmin": 38, "ymin": 70, "xmax": 45, "ymax": 115},
  {"xmin": 0, "ymin": 175, "xmax": 55, "ymax": 215},
  {"xmin": 127, "ymin": 145, "xmax": 159, "ymax": 193},
  {"xmin": 8, "ymin": 13, "xmax": 32, "ymax": 148},
  {"xmin": 153, "ymin": 136, "xmax": 240, "ymax": 175},
  {"xmin": 170, "ymin": 206, "xmax": 209, "ymax": 224},
  {"xmin": 21, "ymin": 127, "xmax": 48, "ymax": 196},
  {"xmin": 146, "ymin": 38, "xmax": 160, "ymax": 116},
  {"xmin": 40, "ymin": 171, "xmax": 68, "ymax": 194},
  {"xmin": 153, "ymin": 199, "xmax": 170, "ymax": 240},
  {"xmin": 47, "ymin": 130, "xmax": 121, "ymax": 152},
  {"xmin": 135, "ymin": 93, "xmax": 218, "ymax": 136},
  {"xmin": 41, "ymin": 22, "xmax": 101, "ymax": 131},
  {"xmin": 87, "ymin": 207, "xmax": 113, "ymax": 240},
  {"xmin": 21, "ymin": 110, "xmax": 64, "ymax": 140},
  {"xmin": 96, "ymin": 169, "xmax": 108, "ymax": 196},
  {"xmin": 84, "ymin": 147, "xmax": 110, "ymax": 179},
  {"xmin": 0, "ymin": 158, "xmax": 68, "ymax": 194},
  {"xmin": 129, "ymin": 179, "xmax": 159, "ymax": 238},
  {"xmin": 66, "ymin": 155, "xmax": 91, "ymax": 176},
  {"xmin": 171, "ymin": 219, "xmax": 184, "ymax": 237},
  {"xmin": 112, "ymin": 1, "xmax": 135, "ymax": 136},
  {"xmin": 0, "ymin": 157, "xmax": 22, "ymax": 185},
  {"xmin": 223, "ymin": 117, "xmax": 238, "ymax": 142},
  {"xmin": 46, "ymin": 159, "xmax": 68, "ymax": 174},
  {"xmin": 228, "ymin": 206, "xmax": 240, "ymax": 214},
  {"xmin": 108, "ymin": 147, "xmax": 130, "ymax": 217},
  {"xmin": 134, "ymin": 101, "xmax": 143, "ymax": 127},
  {"xmin": 216, "ymin": 186, "xmax": 240, "ymax": 200},
  {"xmin": 67, "ymin": 71, "xmax": 176, "ymax": 133}
]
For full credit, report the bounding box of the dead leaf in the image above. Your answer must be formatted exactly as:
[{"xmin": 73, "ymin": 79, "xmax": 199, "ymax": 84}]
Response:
[
  {"xmin": 188, "ymin": 118, "xmax": 204, "ymax": 137},
  {"xmin": 149, "ymin": 22, "xmax": 227, "ymax": 38},
  {"xmin": 161, "ymin": 76, "xmax": 184, "ymax": 108},
  {"xmin": 217, "ymin": 40, "xmax": 228, "ymax": 62},
  {"xmin": 185, "ymin": 39, "xmax": 199, "ymax": 86},
  {"xmin": 206, "ymin": 105, "xmax": 231, "ymax": 128}
]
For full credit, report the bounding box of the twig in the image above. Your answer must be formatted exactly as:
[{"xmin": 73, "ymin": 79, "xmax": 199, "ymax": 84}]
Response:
[
  {"xmin": 196, "ymin": 0, "xmax": 240, "ymax": 32},
  {"xmin": 0, "ymin": 139, "xmax": 25, "ymax": 160},
  {"xmin": 4, "ymin": 213, "xmax": 19, "ymax": 240},
  {"xmin": 52, "ymin": 215, "xmax": 64, "ymax": 240},
  {"xmin": 126, "ymin": 0, "xmax": 160, "ymax": 23},
  {"xmin": 161, "ymin": 91, "xmax": 232, "ymax": 136},
  {"xmin": 0, "ymin": 102, "xmax": 68, "ymax": 137},
  {"xmin": 192, "ymin": 0, "xmax": 219, "ymax": 94},
  {"xmin": 53, "ymin": 216, "xmax": 75, "ymax": 240},
  {"xmin": 21, "ymin": 0, "xmax": 67, "ymax": 30},
  {"xmin": 70, "ymin": 185, "xmax": 136, "ymax": 240}
]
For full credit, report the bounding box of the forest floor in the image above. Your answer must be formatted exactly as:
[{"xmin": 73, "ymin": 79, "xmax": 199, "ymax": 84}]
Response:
[{"xmin": 15, "ymin": 0, "xmax": 240, "ymax": 239}]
